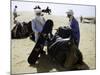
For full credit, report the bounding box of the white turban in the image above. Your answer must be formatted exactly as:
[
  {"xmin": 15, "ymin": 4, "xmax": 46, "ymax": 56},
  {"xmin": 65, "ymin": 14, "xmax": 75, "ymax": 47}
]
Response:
[
  {"xmin": 66, "ymin": 10, "xmax": 74, "ymax": 16},
  {"xmin": 34, "ymin": 9, "xmax": 42, "ymax": 14}
]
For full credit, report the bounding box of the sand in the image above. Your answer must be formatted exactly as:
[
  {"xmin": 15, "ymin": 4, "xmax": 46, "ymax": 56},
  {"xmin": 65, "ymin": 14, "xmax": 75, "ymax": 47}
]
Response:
[{"xmin": 11, "ymin": 12, "xmax": 96, "ymax": 74}]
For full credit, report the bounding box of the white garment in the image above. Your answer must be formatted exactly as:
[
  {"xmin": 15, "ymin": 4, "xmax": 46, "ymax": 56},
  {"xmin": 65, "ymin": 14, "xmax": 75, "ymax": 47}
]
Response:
[
  {"xmin": 34, "ymin": 9, "xmax": 42, "ymax": 14},
  {"xmin": 13, "ymin": 8, "xmax": 17, "ymax": 14},
  {"xmin": 66, "ymin": 10, "xmax": 74, "ymax": 16},
  {"xmin": 68, "ymin": 16, "xmax": 73, "ymax": 27},
  {"xmin": 34, "ymin": 32, "xmax": 39, "ymax": 42},
  {"xmin": 31, "ymin": 16, "xmax": 45, "ymax": 42}
]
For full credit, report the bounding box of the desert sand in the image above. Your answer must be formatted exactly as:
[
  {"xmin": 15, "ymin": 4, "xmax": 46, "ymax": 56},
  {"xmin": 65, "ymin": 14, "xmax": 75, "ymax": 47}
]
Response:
[{"xmin": 11, "ymin": 12, "xmax": 96, "ymax": 74}]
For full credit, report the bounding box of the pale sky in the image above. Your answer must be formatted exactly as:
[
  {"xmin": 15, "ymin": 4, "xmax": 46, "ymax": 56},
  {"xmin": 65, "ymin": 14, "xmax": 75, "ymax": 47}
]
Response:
[{"xmin": 11, "ymin": 1, "xmax": 96, "ymax": 17}]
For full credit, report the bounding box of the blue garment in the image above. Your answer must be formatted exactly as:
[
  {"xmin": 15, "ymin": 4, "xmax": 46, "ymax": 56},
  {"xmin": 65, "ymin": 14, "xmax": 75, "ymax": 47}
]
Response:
[
  {"xmin": 31, "ymin": 16, "xmax": 45, "ymax": 42},
  {"xmin": 31, "ymin": 16, "xmax": 45, "ymax": 33},
  {"xmin": 70, "ymin": 17, "xmax": 80, "ymax": 46}
]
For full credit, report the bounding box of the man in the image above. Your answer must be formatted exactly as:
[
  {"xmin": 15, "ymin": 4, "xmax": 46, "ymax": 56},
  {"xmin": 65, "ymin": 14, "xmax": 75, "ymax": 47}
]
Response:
[
  {"xmin": 13, "ymin": 5, "xmax": 18, "ymax": 22},
  {"xmin": 66, "ymin": 10, "xmax": 80, "ymax": 47},
  {"xmin": 80, "ymin": 16, "xmax": 83, "ymax": 23},
  {"xmin": 28, "ymin": 19, "xmax": 54, "ymax": 65},
  {"xmin": 31, "ymin": 6, "xmax": 45, "ymax": 42}
]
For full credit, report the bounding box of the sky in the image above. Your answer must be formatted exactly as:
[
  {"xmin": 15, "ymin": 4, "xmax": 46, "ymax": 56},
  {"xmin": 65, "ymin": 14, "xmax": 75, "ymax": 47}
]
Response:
[{"xmin": 11, "ymin": 1, "xmax": 96, "ymax": 17}]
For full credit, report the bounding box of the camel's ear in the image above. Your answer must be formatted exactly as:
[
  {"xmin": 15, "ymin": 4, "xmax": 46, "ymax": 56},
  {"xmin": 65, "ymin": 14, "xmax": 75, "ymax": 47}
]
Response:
[
  {"xmin": 34, "ymin": 6, "xmax": 37, "ymax": 9},
  {"xmin": 38, "ymin": 6, "xmax": 41, "ymax": 9},
  {"xmin": 34, "ymin": 7, "xmax": 36, "ymax": 9}
]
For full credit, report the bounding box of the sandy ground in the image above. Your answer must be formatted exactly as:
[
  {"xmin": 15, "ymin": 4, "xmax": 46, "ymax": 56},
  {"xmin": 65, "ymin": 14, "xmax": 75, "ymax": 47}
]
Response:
[{"xmin": 11, "ymin": 12, "xmax": 96, "ymax": 74}]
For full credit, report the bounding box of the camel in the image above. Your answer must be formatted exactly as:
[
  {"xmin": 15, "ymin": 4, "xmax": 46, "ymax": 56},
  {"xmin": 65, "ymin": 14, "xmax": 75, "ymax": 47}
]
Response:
[
  {"xmin": 47, "ymin": 26, "xmax": 89, "ymax": 70},
  {"xmin": 42, "ymin": 6, "xmax": 51, "ymax": 15},
  {"xmin": 11, "ymin": 21, "xmax": 34, "ymax": 39}
]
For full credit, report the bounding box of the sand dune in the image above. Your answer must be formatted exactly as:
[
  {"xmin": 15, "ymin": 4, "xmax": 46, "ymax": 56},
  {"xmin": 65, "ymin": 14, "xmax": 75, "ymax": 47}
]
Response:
[{"xmin": 11, "ymin": 12, "xmax": 96, "ymax": 74}]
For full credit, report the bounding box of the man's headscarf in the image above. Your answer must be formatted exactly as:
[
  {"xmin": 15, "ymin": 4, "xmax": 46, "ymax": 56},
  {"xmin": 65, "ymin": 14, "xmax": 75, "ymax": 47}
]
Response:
[{"xmin": 66, "ymin": 10, "xmax": 74, "ymax": 16}]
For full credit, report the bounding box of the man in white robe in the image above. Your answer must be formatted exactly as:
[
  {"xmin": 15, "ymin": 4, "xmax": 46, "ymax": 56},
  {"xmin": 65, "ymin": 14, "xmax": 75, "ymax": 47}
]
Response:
[{"xmin": 31, "ymin": 7, "xmax": 45, "ymax": 42}]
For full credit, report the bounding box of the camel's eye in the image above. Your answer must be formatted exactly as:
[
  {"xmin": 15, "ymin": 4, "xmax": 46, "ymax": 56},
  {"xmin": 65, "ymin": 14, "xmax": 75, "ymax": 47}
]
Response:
[{"xmin": 68, "ymin": 41, "xmax": 71, "ymax": 45}]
